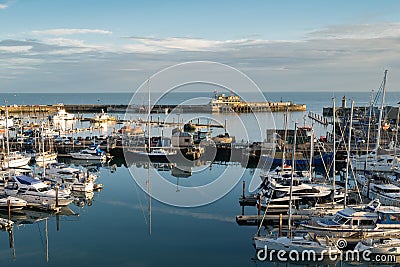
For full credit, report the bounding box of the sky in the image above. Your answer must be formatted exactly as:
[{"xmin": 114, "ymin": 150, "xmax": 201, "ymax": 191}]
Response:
[{"xmin": 1, "ymin": 0, "xmax": 400, "ymax": 93}]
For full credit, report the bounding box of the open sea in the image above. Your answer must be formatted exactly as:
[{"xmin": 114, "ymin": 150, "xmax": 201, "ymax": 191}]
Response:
[{"xmin": 1, "ymin": 91, "xmax": 399, "ymax": 267}]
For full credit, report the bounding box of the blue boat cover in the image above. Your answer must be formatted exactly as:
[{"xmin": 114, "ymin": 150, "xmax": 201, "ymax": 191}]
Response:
[{"xmin": 15, "ymin": 175, "xmax": 42, "ymax": 185}]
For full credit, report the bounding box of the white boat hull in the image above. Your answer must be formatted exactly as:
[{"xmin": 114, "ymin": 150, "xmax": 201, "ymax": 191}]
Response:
[
  {"xmin": 355, "ymin": 239, "xmax": 400, "ymax": 255},
  {"xmin": 36, "ymin": 153, "xmax": 58, "ymax": 163},
  {"xmin": 2, "ymin": 156, "xmax": 31, "ymax": 169},
  {"xmin": 254, "ymin": 236, "xmax": 340, "ymax": 255},
  {"xmin": 0, "ymin": 196, "xmax": 27, "ymax": 210},
  {"xmin": 69, "ymin": 153, "xmax": 105, "ymax": 161}
]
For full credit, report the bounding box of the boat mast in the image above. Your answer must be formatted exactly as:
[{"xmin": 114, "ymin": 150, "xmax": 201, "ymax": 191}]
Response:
[
  {"xmin": 344, "ymin": 100, "xmax": 354, "ymax": 209},
  {"xmin": 288, "ymin": 122, "xmax": 297, "ymax": 238},
  {"xmin": 332, "ymin": 97, "xmax": 336, "ymax": 204},
  {"xmin": 282, "ymin": 107, "xmax": 289, "ymax": 170},
  {"xmin": 42, "ymin": 123, "xmax": 45, "ymax": 179},
  {"xmin": 309, "ymin": 126, "xmax": 314, "ymax": 181},
  {"xmin": 147, "ymin": 78, "xmax": 151, "ymax": 153},
  {"xmin": 375, "ymin": 70, "xmax": 388, "ymax": 153},
  {"xmin": 146, "ymin": 78, "xmax": 152, "ymax": 236},
  {"xmin": 364, "ymin": 90, "xmax": 374, "ymax": 171},
  {"xmin": 5, "ymin": 101, "xmax": 10, "ymax": 170},
  {"xmin": 394, "ymin": 102, "xmax": 400, "ymax": 166}
]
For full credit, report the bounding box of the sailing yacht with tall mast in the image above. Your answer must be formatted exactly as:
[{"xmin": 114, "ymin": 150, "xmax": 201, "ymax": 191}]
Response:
[
  {"xmin": 254, "ymin": 123, "xmax": 340, "ymax": 256},
  {"xmin": 35, "ymin": 124, "xmax": 57, "ymax": 165},
  {"xmin": 351, "ymin": 70, "xmax": 399, "ymax": 172},
  {"xmin": 128, "ymin": 78, "xmax": 177, "ymax": 161},
  {"xmin": 1, "ymin": 101, "xmax": 31, "ymax": 170}
]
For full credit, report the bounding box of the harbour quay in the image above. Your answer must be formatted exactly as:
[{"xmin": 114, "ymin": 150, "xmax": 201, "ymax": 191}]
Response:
[{"xmin": 0, "ymin": 98, "xmax": 306, "ymax": 115}]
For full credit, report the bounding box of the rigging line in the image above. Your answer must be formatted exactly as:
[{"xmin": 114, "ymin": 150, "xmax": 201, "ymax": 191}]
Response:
[
  {"xmin": 338, "ymin": 110, "xmax": 363, "ymax": 204},
  {"xmin": 129, "ymin": 175, "xmax": 148, "ymax": 225},
  {"xmin": 349, "ymin": 156, "xmax": 364, "ymax": 203},
  {"xmin": 373, "ymin": 77, "xmax": 386, "ymax": 107},
  {"xmin": 256, "ymin": 186, "xmax": 276, "ymax": 236},
  {"xmin": 314, "ymin": 143, "xmax": 329, "ymax": 184}
]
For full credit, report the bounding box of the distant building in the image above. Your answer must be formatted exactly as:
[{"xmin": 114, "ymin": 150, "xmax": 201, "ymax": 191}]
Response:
[
  {"xmin": 210, "ymin": 92, "xmax": 306, "ymax": 113},
  {"xmin": 171, "ymin": 128, "xmax": 194, "ymax": 147}
]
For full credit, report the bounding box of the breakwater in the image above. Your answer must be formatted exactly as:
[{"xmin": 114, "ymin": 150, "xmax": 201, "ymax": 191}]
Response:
[{"xmin": 1, "ymin": 102, "xmax": 306, "ymax": 115}]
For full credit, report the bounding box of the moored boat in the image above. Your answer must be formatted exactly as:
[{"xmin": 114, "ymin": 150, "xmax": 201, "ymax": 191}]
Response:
[
  {"xmin": 1, "ymin": 152, "xmax": 31, "ymax": 169},
  {"xmin": 354, "ymin": 237, "xmax": 400, "ymax": 255},
  {"xmin": 4, "ymin": 174, "xmax": 74, "ymax": 207},
  {"xmin": 254, "ymin": 234, "xmax": 340, "ymax": 256},
  {"xmin": 301, "ymin": 200, "xmax": 400, "ymax": 242},
  {"xmin": 0, "ymin": 195, "xmax": 27, "ymax": 210},
  {"xmin": 69, "ymin": 145, "xmax": 107, "ymax": 161},
  {"xmin": 52, "ymin": 108, "xmax": 75, "ymax": 121}
]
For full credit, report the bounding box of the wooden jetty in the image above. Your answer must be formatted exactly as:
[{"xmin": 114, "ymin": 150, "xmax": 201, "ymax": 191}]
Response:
[{"xmin": 235, "ymin": 214, "xmax": 308, "ymax": 226}]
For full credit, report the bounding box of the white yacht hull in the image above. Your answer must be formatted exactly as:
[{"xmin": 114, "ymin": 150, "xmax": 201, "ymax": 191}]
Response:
[
  {"xmin": 69, "ymin": 153, "xmax": 106, "ymax": 161},
  {"xmin": 36, "ymin": 153, "xmax": 58, "ymax": 163},
  {"xmin": 0, "ymin": 196, "xmax": 27, "ymax": 210},
  {"xmin": 254, "ymin": 236, "xmax": 339, "ymax": 255},
  {"xmin": 2, "ymin": 156, "xmax": 31, "ymax": 169}
]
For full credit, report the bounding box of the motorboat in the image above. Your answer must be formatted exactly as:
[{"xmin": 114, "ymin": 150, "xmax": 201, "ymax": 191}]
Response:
[
  {"xmin": 259, "ymin": 174, "xmax": 345, "ymax": 210},
  {"xmin": 45, "ymin": 163, "xmax": 95, "ymax": 192},
  {"xmin": 254, "ymin": 234, "xmax": 340, "ymax": 256},
  {"xmin": 0, "ymin": 195, "xmax": 27, "ymax": 210},
  {"xmin": 69, "ymin": 145, "xmax": 107, "ymax": 161},
  {"xmin": 350, "ymin": 152, "xmax": 399, "ymax": 172},
  {"xmin": 362, "ymin": 182, "xmax": 400, "ymax": 206},
  {"xmin": 260, "ymin": 164, "xmax": 312, "ymax": 183},
  {"xmin": 301, "ymin": 200, "xmax": 400, "ymax": 239},
  {"xmin": 91, "ymin": 109, "xmax": 115, "ymax": 122},
  {"xmin": 129, "ymin": 148, "xmax": 177, "ymax": 161},
  {"xmin": 52, "ymin": 108, "xmax": 75, "ymax": 121},
  {"xmin": 4, "ymin": 174, "xmax": 74, "ymax": 207},
  {"xmin": 354, "ymin": 237, "xmax": 400, "ymax": 255}
]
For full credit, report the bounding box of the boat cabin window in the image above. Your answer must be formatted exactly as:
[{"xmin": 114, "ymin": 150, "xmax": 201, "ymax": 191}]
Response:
[
  {"xmin": 382, "ymin": 188, "xmax": 400, "ymax": 193},
  {"xmin": 37, "ymin": 187, "xmax": 50, "ymax": 192},
  {"xmin": 333, "ymin": 215, "xmax": 349, "ymax": 225},
  {"xmin": 28, "ymin": 188, "xmax": 38, "ymax": 192},
  {"xmin": 386, "ymin": 213, "xmax": 400, "ymax": 222},
  {"xmin": 358, "ymin": 219, "xmax": 375, "ymax": 226}
]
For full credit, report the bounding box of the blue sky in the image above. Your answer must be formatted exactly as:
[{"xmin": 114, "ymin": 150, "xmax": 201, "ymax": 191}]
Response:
[{"xmin": 1, "ymin": 0, "xmax": 400, "ymax": 92}]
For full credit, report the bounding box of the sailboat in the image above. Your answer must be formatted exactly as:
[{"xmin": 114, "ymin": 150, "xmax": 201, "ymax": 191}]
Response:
[
  {"xmin": 351, "ymin": 70, "xmax": 399, "ymax": 172},
  {"xmin": 36, "ymin": 124, "xmax": 57, "ymax": 165},
  {"xmin": 253, "ymin": 123, "xmax": 340, "ymax": 256},
  {"xmin": 128, "ymin": 79, "xmax": 177, "ymax": 161},
  {"xmin": 1, "ymin": 102, "xmax": 31, "ymax": 169}
]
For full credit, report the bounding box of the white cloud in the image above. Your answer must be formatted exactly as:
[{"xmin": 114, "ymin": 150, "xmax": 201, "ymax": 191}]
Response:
[
  {"xmin": 124, "ymin": 36, "xmax": 298, "ymax": 52},
  {"xmin": 0, "ymin": 4, "xmax": 8, "ymax": 9},
  {"xmin": 307, "ymin": 23, "xmax": 400, "ymax": 40},
  {"xmin": 0, "ymin": 45, "xmax": 32, "ymax": 52},
  {"xmin": 32, "ymin": 28, "xmax": 112, "ymax": 36},
  {"xmin": 2, "ymin": 22, "xmax": 400, "ymax": 92}
]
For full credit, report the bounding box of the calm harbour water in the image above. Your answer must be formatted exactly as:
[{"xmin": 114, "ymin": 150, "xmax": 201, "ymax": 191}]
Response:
[{"xmin": 1, "ymin": 91, "xmax": 399, "ymax": 267}]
